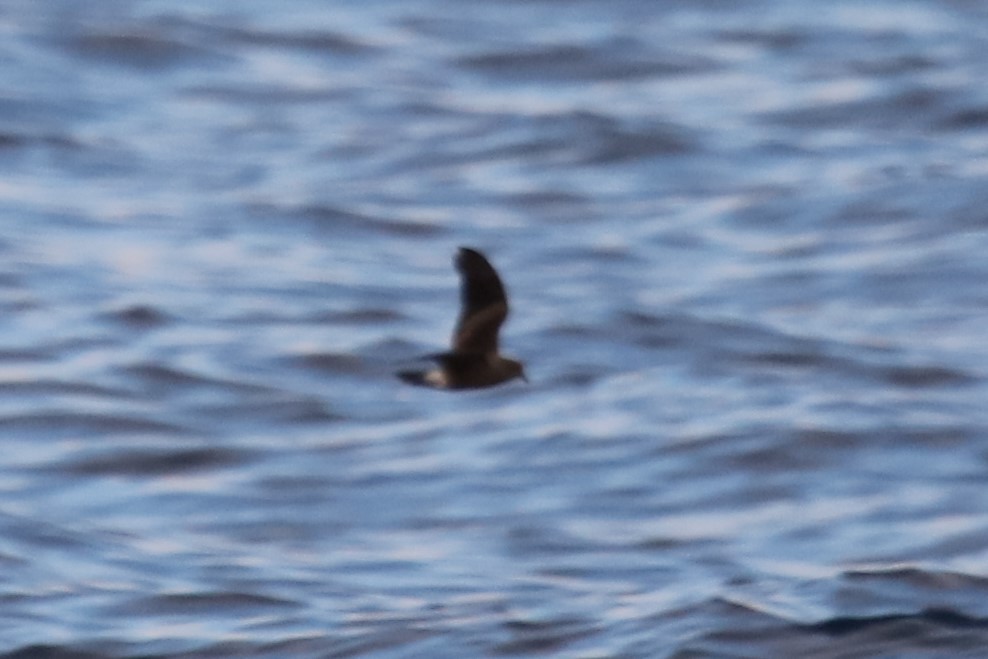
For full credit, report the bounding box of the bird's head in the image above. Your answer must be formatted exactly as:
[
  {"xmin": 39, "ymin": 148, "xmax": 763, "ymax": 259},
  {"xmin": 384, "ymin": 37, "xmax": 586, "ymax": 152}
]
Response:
[{"xmin": 504, "ymin": 358, "xmax": 527, "ymax": 384}]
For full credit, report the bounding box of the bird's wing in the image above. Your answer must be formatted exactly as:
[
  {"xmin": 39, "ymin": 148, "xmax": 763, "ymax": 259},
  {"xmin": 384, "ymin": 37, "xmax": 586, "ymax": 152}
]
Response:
[
  {"xmin": 452, "ymin": 247, "xmax": 508, "ymax": 354},
  {"xmin": 454, "ymin": 302, "xmax": 507, "ymax": 354}
]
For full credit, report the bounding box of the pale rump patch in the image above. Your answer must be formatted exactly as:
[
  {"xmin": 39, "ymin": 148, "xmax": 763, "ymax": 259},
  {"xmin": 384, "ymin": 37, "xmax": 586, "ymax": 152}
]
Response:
[{"xmin": 423, "ymin": 369, "xmax": 449, "ymax": 388}]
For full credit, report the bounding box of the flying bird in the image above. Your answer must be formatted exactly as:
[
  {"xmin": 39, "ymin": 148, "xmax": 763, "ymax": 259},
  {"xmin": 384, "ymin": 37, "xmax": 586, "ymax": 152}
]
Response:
[{"xmin": 398, "ymin": 247, "xmax": 526, "ymax": 390}]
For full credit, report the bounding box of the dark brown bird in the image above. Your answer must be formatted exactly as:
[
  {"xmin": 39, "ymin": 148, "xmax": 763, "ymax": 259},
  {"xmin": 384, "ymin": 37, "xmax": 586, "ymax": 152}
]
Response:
[{"xmin": 398, "ymin": 247, "xmax": 526, "ymax": 390}]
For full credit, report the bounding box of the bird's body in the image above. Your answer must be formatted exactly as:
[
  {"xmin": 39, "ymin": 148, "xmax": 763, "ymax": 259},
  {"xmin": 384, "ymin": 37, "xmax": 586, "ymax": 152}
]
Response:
[
  {"xmin": 399, "ymin": 351, "xmax": 525, "ymax": 390},
  {"xmin": 398, "ymin": 247, "xmax": 526, "ymax": 390}
]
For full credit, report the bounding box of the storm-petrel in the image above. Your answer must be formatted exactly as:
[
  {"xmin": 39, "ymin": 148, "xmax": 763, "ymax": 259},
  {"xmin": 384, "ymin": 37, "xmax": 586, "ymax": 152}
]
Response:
[{"xmin": 398, "ymin": 247, "xmax": 526, "ymax": 390}]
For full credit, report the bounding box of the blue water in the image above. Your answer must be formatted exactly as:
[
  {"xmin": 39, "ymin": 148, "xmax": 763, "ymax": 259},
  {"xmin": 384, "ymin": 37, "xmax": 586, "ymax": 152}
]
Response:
[{"xmin": 2, "ymin": 1, "xmax": 988, "ymax": 657}]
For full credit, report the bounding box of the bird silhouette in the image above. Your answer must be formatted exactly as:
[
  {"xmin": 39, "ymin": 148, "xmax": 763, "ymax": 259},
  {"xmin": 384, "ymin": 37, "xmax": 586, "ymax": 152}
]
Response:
[{"xmin": 398, "ymin": 247, "xmax": 526, "ymax": 390}]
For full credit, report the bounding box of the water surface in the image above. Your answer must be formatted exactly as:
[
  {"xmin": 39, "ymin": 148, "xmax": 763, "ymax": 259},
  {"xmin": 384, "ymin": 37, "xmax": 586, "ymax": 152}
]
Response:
[{"xmin": 2, "ymin": 0, "xmax": 988, "ymax": 656}]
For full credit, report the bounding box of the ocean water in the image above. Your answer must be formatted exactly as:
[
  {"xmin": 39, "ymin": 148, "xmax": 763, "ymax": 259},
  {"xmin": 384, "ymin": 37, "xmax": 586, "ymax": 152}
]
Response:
[{"xmin": 2, "ymin": 0, "xmax": 988, "ymax": 657}]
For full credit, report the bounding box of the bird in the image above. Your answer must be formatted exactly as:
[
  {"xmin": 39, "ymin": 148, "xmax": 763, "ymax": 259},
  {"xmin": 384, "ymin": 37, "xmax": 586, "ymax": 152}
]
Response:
[{"xmin": 398, "ymin": 247, "xmax": 527, "ymax": 390}]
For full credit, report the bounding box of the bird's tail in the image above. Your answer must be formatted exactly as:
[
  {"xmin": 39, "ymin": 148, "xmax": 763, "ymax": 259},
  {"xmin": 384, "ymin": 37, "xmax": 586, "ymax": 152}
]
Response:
[{"xmin": 397, "ymin": 369, "xmax": 430, "ymax": 386}]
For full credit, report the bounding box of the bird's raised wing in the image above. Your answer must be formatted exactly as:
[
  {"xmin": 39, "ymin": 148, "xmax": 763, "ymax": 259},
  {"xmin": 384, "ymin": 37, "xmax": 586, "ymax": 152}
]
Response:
[{"xmin": 452, "ymin": 247, "xmax": 508, "ymax": 354}]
